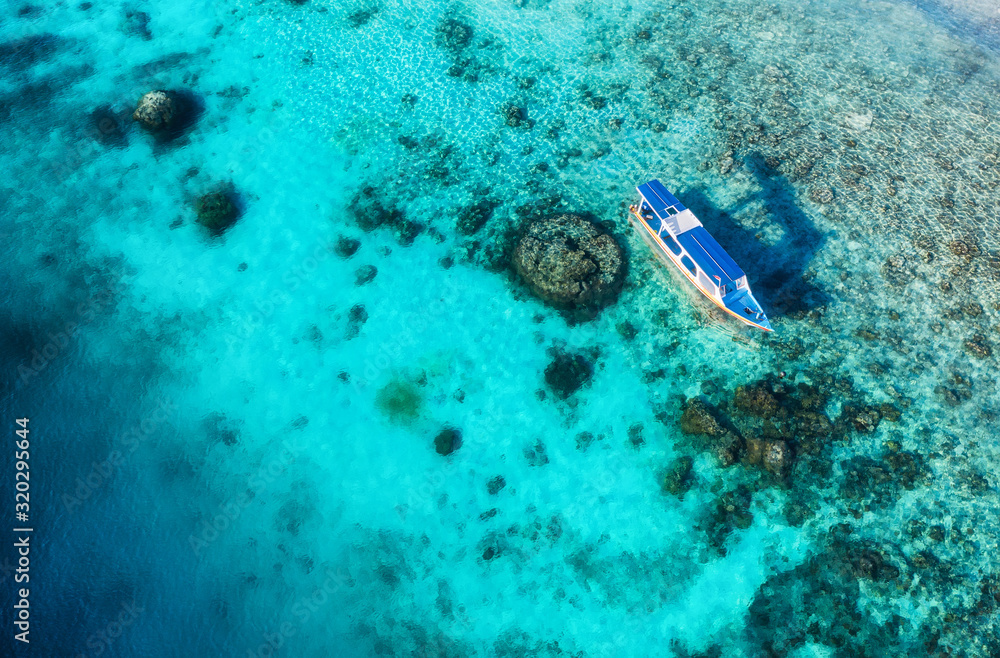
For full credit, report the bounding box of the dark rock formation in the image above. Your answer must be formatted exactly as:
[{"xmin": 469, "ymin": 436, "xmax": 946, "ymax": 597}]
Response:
[
  {"xmin": 679, "ymin": 398, "xmax": 745, "ymax": 467},
  {"xmin": 840, "ymin": 449, "xmax": 929, "ymax": 510},
  {"xmin": 456, "ymin": 198, "xmax": 497, "ymax": 235},
  {"xmin": 839, "ymin": 404, "xmax": 881, "ymax": 433},
  {"xmin": 195, "ymin": 191, "xmax": 240, "ymax": 235},
  {"xmin": 346, "ymin": 304, "xmax": 368, "ymax": 340},
  {"xmin": 486, "ymin": 475, "xmax": 506, "ymax": 495},
  {"xmin": 122, "ymin": 9, "xmax": 152, "ymax": 40},
  {"xmin": 512, "ymin": 213, "xmax": 625, "ymax": 315},
  {"xmin": 680, "ymin": 398, "xmax": 725, "ymax": 437},
  {"xmin": 334, "ymin": 236, "xmax": 360, "ymax": 258},
  {"xmin": 502, "ymin": 102, "xmax": 531, "ymax": 128},
  {"xmin": 348, "ymin": 185, "xmax": 423, "ymax": 246},
  {"xmin": 434, "ymin": 427, "xmax": 461, "ymax": 456},
  {"xmin": 543, "ymin": 349, "xmax": 593, "ymax": 399}
]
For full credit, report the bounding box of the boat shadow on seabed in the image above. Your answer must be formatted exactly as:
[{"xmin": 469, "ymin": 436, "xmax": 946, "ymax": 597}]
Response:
[{"xmin": 679, "ymin": 152, "xmax": 830, "ymax": 322}]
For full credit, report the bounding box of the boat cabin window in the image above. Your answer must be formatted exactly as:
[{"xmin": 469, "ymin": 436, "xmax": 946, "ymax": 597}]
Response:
[
  {"xmin": 698, "ymin": 271, "xmax": 716, "ymax": 294},
  {"xmin": 736, "ymin": 277, "xmax": 746, "ymax": 289},
  {"xmin": 681, "ymin": 255, "xmax": 696, "ymax": 275},
  {"xmin": 665, "ymin": 235, "xmax": 682, "ymax": 256}
]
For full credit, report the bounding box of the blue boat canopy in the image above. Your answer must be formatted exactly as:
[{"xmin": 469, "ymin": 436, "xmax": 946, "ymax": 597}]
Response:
[
  {"xmin": 676, "ymin": 226, "xmax": 746, "ymax": 284},
  {"xmin": 637, "ymin": 179, "xmax": 686, "ymax": 217}
]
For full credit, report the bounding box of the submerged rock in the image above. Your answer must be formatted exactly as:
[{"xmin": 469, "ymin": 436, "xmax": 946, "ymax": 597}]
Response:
[
  {"xmin": 195, "ymin": 191, "xmax": 240, "ymax": 235},
  {"xmin": 133, "ymin": 90, "xmax": 176, "ymax": 132},
  {"xmin": 512, "ymin": 213, "xmax": 625, "ymax": 314},
  {"xmin": 680, "ymin": 398, "xmax": 725, "ymax": 437},
  {"xmin": 348, "ymin": 185, "xmax": 423, "ymax": 245},
  {"xmin": 456, "ymin": 198, "xmax": 497, "ymax": 235},
  {"xmin": 839, "ymin": 404, "xmax": 881, "ymax": 433},
  {"xmin": 543, "ymin": 349, "xmax": 593, "ymax": 399},
  {"xmin": 486, "ymin": 475, "xmax": 506, "ymax": 495},
  {"xmin": 745, "ymin": 438, "xmax": 793, "ymax": 477},
  {"xmin": 762, "ymin": 439, "xmax": 793, "ymax": 477},
  {"xmin": 840, "ymin": 449, "xmax": 929, "ymax": 509},
  {"xmin": 809, "ymin": 186, "xmax": 834, "ymax": 204},
  {"xmin": 122, "ymin": 9, "xmax": 152, "ymax": 40},
  {"xmin": 702, "ymin": 485, "xmax": 754, "ymax": 554},
  {"xmin": 334, "ymin": 235, "xmax": 360, "ymax": 258},
  {"xmin": 733, "ymin": 382, "xmax": 781, "ymax": 419},
  {"xmin": 375, "ymin": 378, "xmax": 422, "ymax": 424},
  {"xmin": 354, "ymin": 264, "xmax": 377, "ymax": 286},
  {"xmin": 964, "ymin": 334, "xmax": 993, "ymax": 359},
  {"xmin": 346, "ymin": 304, "xmax": 367, "ymax": 339},
  {"xmin": 502, "ymin": 102, "xmax": 531, "ymax": 128},
  {"xmin": 662, "ymin": 456, "xmax": 694, "ymax": 497},
  {"xmin": 680, "ymin": 398, "xmax": 744, "ymax": 467},
  {"xmin": 434, "ymin": 427, "xmax": 462, "ymax": 456},
  {"xmin": 748, "ymin": 527, "xmax": 904, "ymax": 655}
]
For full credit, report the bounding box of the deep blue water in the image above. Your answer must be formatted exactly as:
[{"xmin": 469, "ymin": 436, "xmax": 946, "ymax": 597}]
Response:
[{"xmin": 2, "ymin": 0, "xmax": 1000, "ymax": 656}]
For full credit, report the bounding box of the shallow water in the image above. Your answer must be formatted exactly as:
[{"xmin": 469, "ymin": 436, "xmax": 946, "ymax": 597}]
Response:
[{"xmin": 2, "ymin": 0, "xmax": 1000, "ymax": 656}]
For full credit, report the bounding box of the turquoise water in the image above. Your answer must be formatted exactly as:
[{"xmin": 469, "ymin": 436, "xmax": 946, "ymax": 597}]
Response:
[{"xmin": 2, "ymin": 0, "xmax": 1000, "ymax": 655}]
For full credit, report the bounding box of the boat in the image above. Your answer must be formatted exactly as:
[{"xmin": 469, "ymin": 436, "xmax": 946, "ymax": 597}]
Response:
[{"xmin": 628, "ymin": 179, "xmax": 773, "ymax": 332}]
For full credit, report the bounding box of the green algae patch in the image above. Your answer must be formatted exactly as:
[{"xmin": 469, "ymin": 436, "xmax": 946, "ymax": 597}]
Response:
[{"xmin": 375, "ymin": 379, "xmax": 423, "ymax": 424}]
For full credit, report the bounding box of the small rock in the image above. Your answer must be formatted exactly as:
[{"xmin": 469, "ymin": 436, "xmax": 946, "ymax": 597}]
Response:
[
  {"xmin": 122, "ymin": 9, "xmax": 152, "ymax": 40},
  {"xmin": 434, "ymin": 427, "xmax": 462, "ymax": 456},
  {"xmin": 133, "ymin": 90, "xmax": 176, "ymax": 132},
  {"xmin": 841, "ymin": 404, "xmax": 881, "ymax": 433},
  {"xmin": 346, "ymin": 304, "xmax": 367, "ymax": 339},
  {"xmin": 962, "ymin": 302, "xmax": 983, "ymax": 317},
  {"xmin": 334, "ymin": 236, "xmax": 361, "ymax": 258},
  {"xmin": 354, "ymin": 264, "xmax": 377, "ymax": 286},
  {"xmin": 948, "ymin": 239, "xmax": 980, "ymax": 258},
  {"xmin": 487, "ymin": 475, "xmax": 506, "ymax": 495}
]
